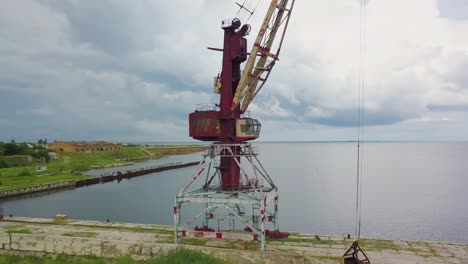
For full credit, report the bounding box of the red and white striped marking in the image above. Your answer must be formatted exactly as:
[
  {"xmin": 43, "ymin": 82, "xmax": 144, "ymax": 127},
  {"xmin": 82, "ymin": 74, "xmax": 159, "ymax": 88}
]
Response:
[{"xmin": 181, "ymin": 230, "xmax": 258, "ymax": 241}]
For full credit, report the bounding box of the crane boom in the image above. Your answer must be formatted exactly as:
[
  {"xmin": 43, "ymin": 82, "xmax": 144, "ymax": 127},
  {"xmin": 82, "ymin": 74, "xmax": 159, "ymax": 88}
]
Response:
[{"xmin": 232, "ymin": 0, "xmax": 295, "ymax": 112}]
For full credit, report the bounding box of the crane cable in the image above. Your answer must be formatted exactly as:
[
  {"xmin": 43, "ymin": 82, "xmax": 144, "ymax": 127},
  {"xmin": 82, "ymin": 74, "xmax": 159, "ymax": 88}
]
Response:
[
  {"xmin": 246, "ymin": 0, "xmax": 265, "ymax": 24},
  {"xmin": 355, "ymin": 0, "xmax": 366, "ymax": 241},
  {"xmin": 236, "ymin": 0, "xmax": 254, "ymax": 23}
]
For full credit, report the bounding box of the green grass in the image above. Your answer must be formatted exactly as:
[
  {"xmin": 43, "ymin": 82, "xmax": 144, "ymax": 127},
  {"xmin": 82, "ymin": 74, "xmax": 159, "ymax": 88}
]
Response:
[
  {"xmin": 143, "ymin": 145, "xmax": 207, "ymax": 156},
  {"xmin": 181, "ymin": 238, "xmax": 208, "ymax": 247},
  {"xmin": 75, "ymin": 223, "xmax": 174, "ymax": 236},
  {"xmin": 0, "ymin": 148, "xmax": 150, "ymax": 190},
  {"xmin": 5, "ymin": 228, "xmax": 33, "ymax": 234},
  {"xmin": 359, "ymin": 239, "xmax": 396, "ymax": 251},
  {"xmin": 152, "ymin": 248, "xmax": 224, "ymax": 264},
  {"xmin": 0, "ymin": 145, "xmax": 203, "ymax": 191},
  {"xmin": 63, "ymin": 149, "xmax": 152, "ymax": 171},
  {"xmin": 62, "ymin": 232, "xmax": 97, "ymax": 238},
  {"xmin": 269, "ymin": 236, "xmax": 342, "ymax": 245},
  {"xmin": 0, "ymin": 169, "xmax": 88, "ymax": 190},
  {"xmin": 0, "ymin": 248, "xmax": 225, "ymax": 264},
  {"xmin": 2, "ymin": 155, "xmax": 37, "ymax": 167}
]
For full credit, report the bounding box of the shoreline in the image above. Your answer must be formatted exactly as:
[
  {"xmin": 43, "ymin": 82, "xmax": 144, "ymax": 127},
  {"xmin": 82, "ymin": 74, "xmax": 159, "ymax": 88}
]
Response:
[
  {"xmin": 0, "ymin": 217, "xmax": 466, "ymax": 263},
  {"xmin": 0, "ymin": 161, "xmax": 199, "ymax": 199},
  {"xmin": 0, "ymin": 145, "xmax": 207, "ymax": 191}
]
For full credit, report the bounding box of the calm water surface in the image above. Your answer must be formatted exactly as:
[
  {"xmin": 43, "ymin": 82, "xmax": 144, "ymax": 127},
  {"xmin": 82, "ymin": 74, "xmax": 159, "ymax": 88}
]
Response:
[{"xmin": 2, "ymin": 142, "xmax": 468, "ymax": 243}]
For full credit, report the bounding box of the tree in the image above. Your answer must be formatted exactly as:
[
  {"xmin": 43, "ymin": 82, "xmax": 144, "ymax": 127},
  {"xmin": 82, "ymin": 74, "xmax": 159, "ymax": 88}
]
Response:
[
  {"xmin": 4, "ymin": 143, "xmax": 21, "ymax": 156},
  {"xmin": 0, "ymin": 142, "xmax": 5, "ymax": 156},
  {"xmin": 32, "ymin": 149, "xmax": 50, "ymax": 162}
]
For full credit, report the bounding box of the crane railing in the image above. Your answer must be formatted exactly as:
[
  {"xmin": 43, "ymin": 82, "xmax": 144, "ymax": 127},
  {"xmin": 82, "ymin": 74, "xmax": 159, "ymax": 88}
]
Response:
[{"xmin": 196, "ymin": 104, "xmax": 220, "ymax": 112}]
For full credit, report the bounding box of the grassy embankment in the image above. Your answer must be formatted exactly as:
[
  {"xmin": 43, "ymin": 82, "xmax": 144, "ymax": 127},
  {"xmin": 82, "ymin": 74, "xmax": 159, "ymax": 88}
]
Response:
[
  {"xmin": 0, "ymin": 248, "xmax": 224, "ymax": 264},
  {"xmin": 142, "ymin": 145, "xmax": 207, "ymax": 156},
  {"xmin": 0, "ymin": 145, "xmax": 207, "ymax": 191}
]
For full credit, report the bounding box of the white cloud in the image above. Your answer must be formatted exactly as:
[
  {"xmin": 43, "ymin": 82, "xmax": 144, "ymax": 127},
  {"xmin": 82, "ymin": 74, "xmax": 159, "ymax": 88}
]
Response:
[
  {"xmin": 134, "ymin": 119, "xmax": 186, "ymax": 141},
  {"xmin": 257, "ymin": 0, "xmax": 468, "ymax": 130},
  {"xmin": 1, "ymin": 0, "xmax": 468, "ymax": 141},
  {"xmin": 249, "ymin": 97, "xmax": 292, "ymax": 119}
]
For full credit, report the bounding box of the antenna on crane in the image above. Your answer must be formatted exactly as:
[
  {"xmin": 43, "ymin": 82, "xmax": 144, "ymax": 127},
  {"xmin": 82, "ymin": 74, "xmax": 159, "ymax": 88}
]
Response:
[{"xmin": 236, "ymin": 2, "xmax": 254, "ymax": 16}]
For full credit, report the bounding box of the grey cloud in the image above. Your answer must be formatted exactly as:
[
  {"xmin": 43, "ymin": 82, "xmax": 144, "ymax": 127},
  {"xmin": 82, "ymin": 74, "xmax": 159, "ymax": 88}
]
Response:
[
  {"xmin": 438, "ymin": 0, "xmax": 468, "ymax": 20},
  {"xmin": 443, "ymin": 61, "xmax": 468, "ymax": 92},
  {"xmin": 428, "ymin": 104, "xmax": 468, "ymax": 111},
  {"xmin": 305, "ymin": 107, "xmax": 413, "ymax": 127},
  {"xmin": 0, "ymin": 0, "xmax": 222, "ymax": 142},
  {"xmin": 42, "ymin": 0, "xmax": 150, "ymax": 55},
  {"xmin": 1, "ymin": 0, "xmax": 468, "ymax": 142}
]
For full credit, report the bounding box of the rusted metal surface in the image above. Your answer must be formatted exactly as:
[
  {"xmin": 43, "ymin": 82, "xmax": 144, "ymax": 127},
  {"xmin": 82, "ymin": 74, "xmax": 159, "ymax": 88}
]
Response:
[{"xmin": 265, "ymin": 229, "xmax": 289, "ymax": 239}]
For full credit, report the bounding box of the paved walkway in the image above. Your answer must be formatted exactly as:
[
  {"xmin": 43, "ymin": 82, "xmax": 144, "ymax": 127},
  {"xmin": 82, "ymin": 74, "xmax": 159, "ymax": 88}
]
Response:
[{"xmin": 0, "ymin": 217, "xmax": 467, "ymax": 264}]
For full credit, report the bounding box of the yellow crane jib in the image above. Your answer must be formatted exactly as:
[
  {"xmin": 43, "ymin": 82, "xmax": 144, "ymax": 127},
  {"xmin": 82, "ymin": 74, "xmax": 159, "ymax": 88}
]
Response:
[{"xmin": 231, "ymin": 0, "xmax": 295, "ymax": 113}]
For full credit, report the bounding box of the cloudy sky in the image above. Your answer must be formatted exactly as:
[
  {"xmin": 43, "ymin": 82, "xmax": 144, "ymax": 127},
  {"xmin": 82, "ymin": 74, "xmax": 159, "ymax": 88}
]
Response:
[{"xmin": 1, "ymin": 0, "xmax": 467, "ymax": 142}]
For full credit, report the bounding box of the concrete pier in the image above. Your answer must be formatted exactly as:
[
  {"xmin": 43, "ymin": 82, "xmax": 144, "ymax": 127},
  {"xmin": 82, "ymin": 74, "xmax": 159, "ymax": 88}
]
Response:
[{"xmin": 0, "ymin": 217, "xmax": 467, "ymax": 263}]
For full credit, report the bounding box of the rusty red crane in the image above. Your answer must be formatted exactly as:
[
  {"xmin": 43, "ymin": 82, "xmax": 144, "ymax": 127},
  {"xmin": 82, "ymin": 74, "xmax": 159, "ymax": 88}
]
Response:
[
  {"xmin": 176, "ymin": 0, "xmax": 295, "ymax": 251},
  {"xmin": 189, "ymin": 0, "xmax": 294, "ymax": 190}
]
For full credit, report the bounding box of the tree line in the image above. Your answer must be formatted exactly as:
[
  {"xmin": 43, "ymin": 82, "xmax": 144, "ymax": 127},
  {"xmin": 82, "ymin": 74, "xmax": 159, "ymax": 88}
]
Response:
[{"xmin": 0, "ymin": 140, "xmax": 51, "ymax": 168}]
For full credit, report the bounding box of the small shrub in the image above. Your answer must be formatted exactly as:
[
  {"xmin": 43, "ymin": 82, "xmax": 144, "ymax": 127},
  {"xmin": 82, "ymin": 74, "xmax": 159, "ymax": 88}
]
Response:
[
  {"xmin": 18, "ymin": 169, "xmax": 31, "ymax": 176},
  {"xmin": 0, "ymin": 158, "xmax": 8, "ymax": 168},
  {"xmin": 153, "ymin": 248, "xmax": 225, "ymax": 264},
  {"xmin": 71, "ymin": 163, "xmax": 89, "ymax": 172}
]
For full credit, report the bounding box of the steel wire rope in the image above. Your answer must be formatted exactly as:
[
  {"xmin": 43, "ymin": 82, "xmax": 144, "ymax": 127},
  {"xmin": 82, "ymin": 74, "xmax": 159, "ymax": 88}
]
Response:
[
  {"xmin": 355, "ymin": 0, "xmax": 367, "ymax": 241},
  {"xmin": 235, "ymin": 0, "xmax": 246, "ymax": 18},
  {"xmin": 238, "ymin": 0, "xmax": 254, "ymax": 23},
  {"xmin": 247, "ymin": 0, "xmax": 267, "ymax": 32},
  {"xmin": 246, "ymin": 0, "xmax": 265, "ymax": 24}
]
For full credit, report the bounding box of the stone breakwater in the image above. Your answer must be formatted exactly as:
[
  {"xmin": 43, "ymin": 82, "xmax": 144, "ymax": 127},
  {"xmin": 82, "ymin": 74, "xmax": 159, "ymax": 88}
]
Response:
[
  {"xmin": 0, "ymin": 181, "xmax": 76, "ymax": 199},
  {"xmin": 0, "ymin": 161, "xmax": 198, "ymax": 199},
  {"xmin": 1, "ymin": 217, "xmax": 467, "ymax": 264}
]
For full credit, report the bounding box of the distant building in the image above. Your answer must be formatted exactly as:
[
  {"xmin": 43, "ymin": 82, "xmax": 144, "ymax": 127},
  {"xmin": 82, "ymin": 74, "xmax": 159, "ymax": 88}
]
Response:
[
  {"xmin": 48, "ymin": 152, "xmax": 59, "ymax": 160},
  {"xmin": 48, "ymin": 141, "xmax": 123, "ymax": 153},
  {"xmin": 35, "ymin": 166, "xmax": 47, "ymax": 172}
]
